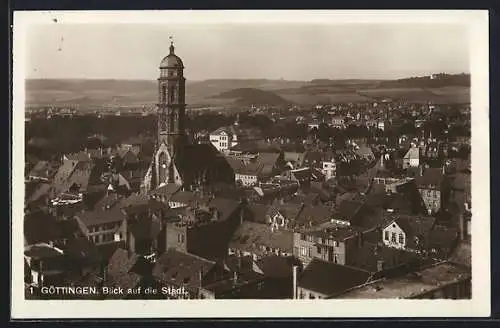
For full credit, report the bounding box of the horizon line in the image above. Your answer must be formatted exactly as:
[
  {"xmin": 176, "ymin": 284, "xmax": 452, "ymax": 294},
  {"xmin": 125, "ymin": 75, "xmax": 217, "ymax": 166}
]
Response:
[{"xmin": 25, "ymin": 72, "xmax": 471, "ymax": 83}]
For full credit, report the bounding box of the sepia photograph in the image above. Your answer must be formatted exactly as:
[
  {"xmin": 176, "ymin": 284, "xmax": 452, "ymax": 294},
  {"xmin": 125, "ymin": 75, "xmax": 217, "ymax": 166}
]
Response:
[{"xmin": 11, "ymin": 10, "xmax": 490, "ymax": 318}]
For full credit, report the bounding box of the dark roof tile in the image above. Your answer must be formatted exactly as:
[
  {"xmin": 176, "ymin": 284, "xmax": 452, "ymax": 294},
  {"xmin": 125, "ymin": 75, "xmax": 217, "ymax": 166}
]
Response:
[{"xmin": 298, "ymin": 259, "xmax": 371, "ymax": 296}]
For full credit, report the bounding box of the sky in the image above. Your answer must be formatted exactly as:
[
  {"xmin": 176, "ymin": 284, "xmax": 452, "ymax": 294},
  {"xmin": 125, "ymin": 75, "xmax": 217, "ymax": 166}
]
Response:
[{"xmin": 25, "ymin": 23, "xmax": 470, "ymax": 81}]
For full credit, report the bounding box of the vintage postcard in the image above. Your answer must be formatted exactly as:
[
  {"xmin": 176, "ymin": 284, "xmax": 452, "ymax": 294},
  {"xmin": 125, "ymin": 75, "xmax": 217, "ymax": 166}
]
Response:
[{"xmin": 11, "ymin": 10, "xmax": 490, "ymax": 318}]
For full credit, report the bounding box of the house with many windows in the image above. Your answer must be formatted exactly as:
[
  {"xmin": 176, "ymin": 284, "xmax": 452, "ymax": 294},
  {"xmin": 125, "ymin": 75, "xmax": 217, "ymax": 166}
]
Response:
[
  {"xmin": 73, "ymin": 194, "xmax": 128, "ymax": 246},
  {"xmin": 293, "ymin": 225, "xmax": 373, "ymax": 267}
]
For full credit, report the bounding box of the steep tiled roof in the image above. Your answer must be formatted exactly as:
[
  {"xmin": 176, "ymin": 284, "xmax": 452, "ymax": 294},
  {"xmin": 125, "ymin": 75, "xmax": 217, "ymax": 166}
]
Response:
[
  {"xmin": 335, "ymin": 261, "xmax": 470, "ymax": 299},
  {"xmin": 256, "ymin": 152, "xmax": 281, "ymax": 176},
  {"xmin": 225, "ymin": 255, "xmax": 254, "ymax": 273},
  {"xmin": 347, "ymin": 242, "xmax": 420, "ymax": 273},
  {"xmin": 65, "ymin": 237, "xmax": 102, "ymax": 267},
  {"xmin": 425, "ymin": 225, "xmax": 459, "ymax": 258},
  {"xmin": 208, "ymin": 197, "xmax": 241, "ymax": 222},
  {"xmin": 75, "ymin": 204, "xmax": 125, "ymax": 227},
  {"xmin": 296, "ymin": 204, "xmax": 334, "ymax": 227},
  {"xmin": 172, "ymin": 143, "xmax": 235, "ymax": 188},
  {"xmin": 28, "ymin": 161, "xmax": 55, "ymax": 179},
  {"xmin": 201, "ymin": 270, "xmax": 264, "ymax": 296},
  {"xmin": 335, "ymin": 199, "xmax": 364, "ymax": 224},
  {"xmin": 298, "ymin": 259, "xmax": 371, "ymax": 296},
  {"xmin": 245, "ymin": 203, "xmax": 271, "ymax": 224},
  {"xmin": 149, "ymin": 183, "xmax": 182, "ymax": 199},
  {"xmin": 267, "ymin": 203, "xmax": 304, "ymax": 223},
  {"xmin": 256, "ymin": 255, "xmax": 302, "ymax": 279},
  {"xmin": 106, "ymin": 248, "xmax": 146, "ymax": 292},
  {"xmin": 65, "ymin": 151, "xmax": 91, "ymax": 162},
  {"xmin": 415, "ymin": 167, "xmax": 444, "ymax": 188},
  {"xmin": 170, "ymin": 191, "xmax": 198, "ymax": 205},
  {"xmin": 24, "ymin": 210, "xmax": 64, "ymax": 245},
  {"xmin": 152, "ymin": 249, "xmax": 216, "ymax": 292},
  {"xmin": 230, "ymin": 221, "xmax": 294, "ymax": 254},
  {"xmin": 27, "ymin": 183, "xmax": 51, "ymax": 204},
  {"xmin": 52, "ymin": 160, "xmax": 80, "ymax": 192}
]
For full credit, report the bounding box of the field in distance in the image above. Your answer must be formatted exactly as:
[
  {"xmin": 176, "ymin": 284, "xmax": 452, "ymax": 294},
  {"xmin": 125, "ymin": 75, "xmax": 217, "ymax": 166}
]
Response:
[{"xmin": 25, "ymin": 74, "xmax": 470, "ymax": 110}]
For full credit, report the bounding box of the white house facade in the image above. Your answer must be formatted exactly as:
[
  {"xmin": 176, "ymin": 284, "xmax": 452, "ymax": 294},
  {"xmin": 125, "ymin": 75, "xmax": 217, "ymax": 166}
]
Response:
[{"xmin": 382, "ymin": 221, "xmax": 406, "ymax": 250}]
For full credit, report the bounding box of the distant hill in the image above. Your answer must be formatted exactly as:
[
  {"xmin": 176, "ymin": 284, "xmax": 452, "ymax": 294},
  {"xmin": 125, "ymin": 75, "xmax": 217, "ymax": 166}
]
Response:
[
  {"xmin": 212, "ymin": 88, "xmax": 292, "ymax": 106},
  {"xmin": 378, "ymin": 73, "xmax": 470, "ymax": 88},
  {"xmin": 25, "ymin": 74, "xmax": 471, "ymax": 109}
]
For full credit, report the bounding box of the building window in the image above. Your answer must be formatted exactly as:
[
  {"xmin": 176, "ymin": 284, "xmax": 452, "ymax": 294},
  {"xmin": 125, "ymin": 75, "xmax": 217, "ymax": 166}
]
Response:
[
  {"xmin": 316, "ymin": 246, "xmax": 322, "ymax": 254},
  {"xmin": 161, "ymin": 85, "xmax": 167, "ymax": 102},
  {"xmin": 399, "ymin": 234, "xmax": 404, "ymax": 244},
  {"xmin": 384, "ymin": 231, "xmax": 389, "ymax": 241},
  {"xmin": 300, "ymin": 247, "xmax": 307, "ymax": 256},
  {"xmin": 170, "ymin": 86, "xmax": 175, "ymax": 103},
  {"xmin": 391, "ymin": 232, "xmax": 396, "ymax": 243}
]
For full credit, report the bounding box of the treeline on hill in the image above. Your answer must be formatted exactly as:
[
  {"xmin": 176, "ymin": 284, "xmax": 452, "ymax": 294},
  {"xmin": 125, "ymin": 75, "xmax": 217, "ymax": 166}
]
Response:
[
  {"xmin": 25, "ymin": 114, "xmax": 238, "ymax": 160},
  {"xmin": 212, "ymin": 88, "xmax": 292, "ymax": 106},
  {"xmin": 378, "ymin": 73, "xmax": 470, "ymax": 88},
  {"xmin": 26, "ymin": 116, "xmax": 156, "ymax": 160}
]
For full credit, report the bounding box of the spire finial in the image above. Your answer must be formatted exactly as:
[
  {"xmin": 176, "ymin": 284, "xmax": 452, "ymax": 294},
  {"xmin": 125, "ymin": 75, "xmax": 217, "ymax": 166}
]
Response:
[{"xmin": 169, "ymin": 36, "xmax": 175, "ymax": 54}]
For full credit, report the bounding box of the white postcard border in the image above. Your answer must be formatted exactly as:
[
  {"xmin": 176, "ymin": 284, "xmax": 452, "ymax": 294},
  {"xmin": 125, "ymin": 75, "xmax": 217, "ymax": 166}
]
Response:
[{"xmin": 11, "ymin": 10, "xmax": 490, "ymax": 319}]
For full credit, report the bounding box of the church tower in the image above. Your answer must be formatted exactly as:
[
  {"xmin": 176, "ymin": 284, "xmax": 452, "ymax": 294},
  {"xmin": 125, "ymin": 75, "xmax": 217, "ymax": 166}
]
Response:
[{"xmin": 154, "ymin": 38, "xmax": 186, "ymax": 187}]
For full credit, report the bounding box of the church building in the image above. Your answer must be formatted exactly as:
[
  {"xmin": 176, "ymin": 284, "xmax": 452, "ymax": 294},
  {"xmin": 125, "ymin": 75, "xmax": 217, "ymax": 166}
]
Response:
[{"xmin": 143, "ymin": 40, "xmax": 235, "ymax": 192}]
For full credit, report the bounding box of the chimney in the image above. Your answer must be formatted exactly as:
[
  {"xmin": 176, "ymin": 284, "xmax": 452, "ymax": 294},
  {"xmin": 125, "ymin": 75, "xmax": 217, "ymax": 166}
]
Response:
[
  {"xmin": 239, "ymin": 207, "xmax": 245, "ymax": 225},
  {"xmin": 357, "ymin": 232, "xmax": 363, "ymax": 248},
  {"xmin": 377, "ymin": 260, "xmax": 385, "ymax": 272},
  {"xmin": 102, "ymin": 265, "xmax": 108, "ymax": 284},
  {"xmin": 459, "ymin": 212, "xmax": 465, "ymax": 241},
  {"xmin": 233, "ymin": 271, "xmax": 238, "ymax": 286},
  {"xmin": 292, "ymin": 265, "xmax": 298, "ymax": 299},
  {"xmin": 237, "ymin": 256, "xmax": 242, "ymax": 271}
]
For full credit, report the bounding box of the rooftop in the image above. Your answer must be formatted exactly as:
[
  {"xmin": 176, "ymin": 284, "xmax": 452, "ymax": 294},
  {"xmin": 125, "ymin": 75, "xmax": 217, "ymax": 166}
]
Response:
[
  {"xmin": 298, "ymin": 259, "xmax": 372, "ymax": 296},
  {"xmin": 230, "ymin": 221, "xmax": 294, "ymax": 254},
  {"xmin": 334, "ymin": 261, "xmax": 471, "ymax": 299},
  {"xmin": 415, "ymin": 167, "xmax": 445, "ymax": 188},
  {"xmin": 152, "ymin": 249, "xmax": 216, "ymax": 291},
  {"xmin": 201, "ymin": 270, "xmax": 264, "ymax": 295}
]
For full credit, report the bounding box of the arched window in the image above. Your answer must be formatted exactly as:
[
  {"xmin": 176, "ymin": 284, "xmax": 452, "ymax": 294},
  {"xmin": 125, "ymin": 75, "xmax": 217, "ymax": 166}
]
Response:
[
  {"xmin": 170, "ymin": 86, "xmax": 175, "ymax": 103},
  {"xmin": 161, "ymin": 85, "xmax": 167, "ymax": 103},
  {"xmin": 158, "ymin": 152, "xmax": 168, "ymax": 184}
]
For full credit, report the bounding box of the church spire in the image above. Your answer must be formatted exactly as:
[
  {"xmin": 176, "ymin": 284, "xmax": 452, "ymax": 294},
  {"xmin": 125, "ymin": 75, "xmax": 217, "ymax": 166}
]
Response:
[{"xmin": 169, "ymin": 36, "xmax": 175, "ymax": 54}]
